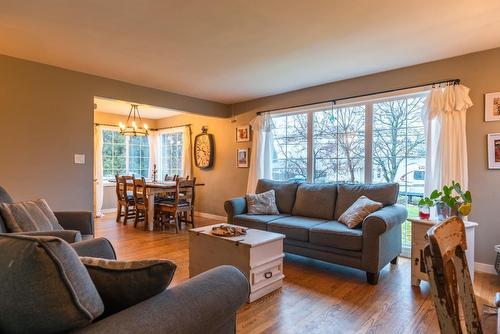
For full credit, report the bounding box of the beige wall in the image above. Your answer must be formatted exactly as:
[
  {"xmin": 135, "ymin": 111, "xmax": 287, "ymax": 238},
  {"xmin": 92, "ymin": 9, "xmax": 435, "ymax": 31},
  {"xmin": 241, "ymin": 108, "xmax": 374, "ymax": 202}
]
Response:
[
  {"xmin": 0, "ymin": 54, "xmax": 228, "ymax": 212},
  {"xmin": 232, "ymin": 47, "xmax": 500, "ymax": 265}
]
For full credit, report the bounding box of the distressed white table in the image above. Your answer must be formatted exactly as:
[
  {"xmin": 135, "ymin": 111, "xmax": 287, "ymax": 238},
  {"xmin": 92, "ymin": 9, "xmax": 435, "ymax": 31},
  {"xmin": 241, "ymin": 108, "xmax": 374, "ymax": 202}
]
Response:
[
  {"xmin": 408, "ymin": 217, "xmax": 478, "ymax": 286},
  {"xmin": 189, "ymin": 224, "xmax": 285, "ymax": 302}
]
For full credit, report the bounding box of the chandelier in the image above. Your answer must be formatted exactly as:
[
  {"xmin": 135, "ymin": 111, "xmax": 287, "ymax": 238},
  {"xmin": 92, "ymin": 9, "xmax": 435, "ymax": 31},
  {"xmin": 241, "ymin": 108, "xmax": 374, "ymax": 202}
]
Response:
[{"xmin": 119, "ymin": 104, "xmax": 149, "ymax": 136}]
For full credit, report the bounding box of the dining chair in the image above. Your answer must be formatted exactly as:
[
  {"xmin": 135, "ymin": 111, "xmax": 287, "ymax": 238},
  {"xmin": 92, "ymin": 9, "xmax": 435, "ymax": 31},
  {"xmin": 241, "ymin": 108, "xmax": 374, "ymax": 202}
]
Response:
[
  {"xmin": 164, "ymin": 174, "xmax": 178, "ymax": 181},
  {"xmin": 132, "ymin": 177, "xmax": 149, "ymax": 229},
  {"xmin": 115, "ymin": 175, "xmax": 136, "ymax": 224},
  {"xmin": 423, "ymin": 216, "xmax": 482, "ymax": 334},
  {"xmin": 155, "ymin": 178, "xmax": 195, "ymax": 233}
]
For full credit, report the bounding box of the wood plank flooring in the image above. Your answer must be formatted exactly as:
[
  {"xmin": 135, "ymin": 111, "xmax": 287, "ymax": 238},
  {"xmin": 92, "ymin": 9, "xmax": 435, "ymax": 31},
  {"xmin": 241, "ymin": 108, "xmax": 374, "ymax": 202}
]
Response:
[{"xmin": 95, "ymin": 215, "xmax": 500, "ymax": 334}]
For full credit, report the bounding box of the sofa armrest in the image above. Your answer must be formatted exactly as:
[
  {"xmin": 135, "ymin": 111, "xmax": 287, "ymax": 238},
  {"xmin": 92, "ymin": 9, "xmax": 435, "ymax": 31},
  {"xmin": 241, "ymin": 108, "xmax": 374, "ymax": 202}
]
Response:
[
  {"xmin": 14, "ymin": 230, "xmax": 82, "ymax": 243},
  {"xmin": 75, "ymin": 265, "xmax": 249, "ymax": 334},
  {"xmin": 362, "ymin": 204, "xmax": 408, "ymax": 237},
  {"xmin": 224, "ymin": 197, "xmax": 247, "ymax": 223},
  {"xmin": 71, "ymin": 237, "xmax": 117, "ymax": 259},
  {"xmin": 54, "ymin": 211, "xmax": 93, "ymax": 236}
]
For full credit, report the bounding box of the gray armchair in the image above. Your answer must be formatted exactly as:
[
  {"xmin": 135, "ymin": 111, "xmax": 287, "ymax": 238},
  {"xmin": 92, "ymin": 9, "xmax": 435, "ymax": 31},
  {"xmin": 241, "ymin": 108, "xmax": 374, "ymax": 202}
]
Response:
[{"xmin": 0, "ymin": 185, "xmax": 94, "ymax": 241}]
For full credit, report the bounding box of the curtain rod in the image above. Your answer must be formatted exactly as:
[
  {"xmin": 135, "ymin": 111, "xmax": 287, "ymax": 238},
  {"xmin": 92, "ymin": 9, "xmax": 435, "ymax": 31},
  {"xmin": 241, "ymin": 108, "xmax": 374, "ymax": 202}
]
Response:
[
  {"xmin": 256, "ymin": 78, "xmax": 460, "ymax": 115},
  {"xmin": 94, "ymin": 123, "xmax": 191, "ymax": 131}
]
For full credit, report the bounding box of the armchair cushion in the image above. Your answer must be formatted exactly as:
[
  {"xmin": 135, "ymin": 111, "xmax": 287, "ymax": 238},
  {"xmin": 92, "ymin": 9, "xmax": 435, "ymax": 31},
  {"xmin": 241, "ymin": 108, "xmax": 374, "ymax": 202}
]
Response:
[
  {"xmin": 0, "ymin": 198, "xmax": 64, "ymax": 232},
  {"xmin": 0, "ymin": 234, "xmax": 104, "ymax": 333},
  {"xmin": 80, "ymin": 257, "xmax": 176, "ymax": 317}
]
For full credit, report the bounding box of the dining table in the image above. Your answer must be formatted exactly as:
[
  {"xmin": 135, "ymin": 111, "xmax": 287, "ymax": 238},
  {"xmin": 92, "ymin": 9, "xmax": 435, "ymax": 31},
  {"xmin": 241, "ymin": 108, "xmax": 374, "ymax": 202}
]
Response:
[{"xmin": 126, "ymin": 180, "xmax": 204, "ymax": 231}]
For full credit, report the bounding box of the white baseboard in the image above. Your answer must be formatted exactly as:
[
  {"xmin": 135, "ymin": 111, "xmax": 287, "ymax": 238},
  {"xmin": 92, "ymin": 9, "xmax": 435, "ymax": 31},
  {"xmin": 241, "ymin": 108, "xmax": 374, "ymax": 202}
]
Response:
[
  {"xmin": 474, "ymin": 262, "xmax": 497, "ymax": 275},
  {"xmin": 194, "ymin": 211, "xmax": 226, "ymax": 222},
  {"xmin": 101, "ymin": 208, "xmax": 117, "ymax": 214}
]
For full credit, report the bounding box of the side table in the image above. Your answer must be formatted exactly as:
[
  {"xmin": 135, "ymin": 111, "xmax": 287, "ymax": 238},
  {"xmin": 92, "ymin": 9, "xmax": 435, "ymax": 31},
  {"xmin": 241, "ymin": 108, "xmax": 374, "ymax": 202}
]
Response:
[{"xmin": 408, "ymin": 217, "xmax": 478, "ymax": 286}]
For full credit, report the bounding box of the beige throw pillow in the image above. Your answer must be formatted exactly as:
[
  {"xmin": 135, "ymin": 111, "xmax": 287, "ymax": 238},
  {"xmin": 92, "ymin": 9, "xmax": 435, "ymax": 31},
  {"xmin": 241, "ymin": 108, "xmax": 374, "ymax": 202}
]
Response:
[
  {"xmin": 0, "ymin": 199, "xmax": 63, "ymax": 232},
  {"xmin": 246, "ymin": 189, "xmax": 280, "ymax": 215},
  {"xmin": 339, "ymin": 195, "xmax": 383, "ymax": 229}
]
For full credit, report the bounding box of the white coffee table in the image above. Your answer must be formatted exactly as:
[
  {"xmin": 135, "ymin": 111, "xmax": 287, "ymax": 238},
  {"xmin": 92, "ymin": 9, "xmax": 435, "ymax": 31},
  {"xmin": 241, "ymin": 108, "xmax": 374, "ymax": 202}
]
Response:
[{"xmin": 189, "ymin": 224, "xmax": 285, "ymax": 302}]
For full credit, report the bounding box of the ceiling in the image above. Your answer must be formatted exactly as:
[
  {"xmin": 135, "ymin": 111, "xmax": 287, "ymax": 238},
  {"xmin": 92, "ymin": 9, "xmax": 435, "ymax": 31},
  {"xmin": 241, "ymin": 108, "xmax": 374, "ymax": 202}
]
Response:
[
  {"xmin": 94, "ymin": 97, "xmax": 183, "ymax": 119},
  {"xmin": 1, "ymin": 1, "xmax": 500, "ymax": 104}
]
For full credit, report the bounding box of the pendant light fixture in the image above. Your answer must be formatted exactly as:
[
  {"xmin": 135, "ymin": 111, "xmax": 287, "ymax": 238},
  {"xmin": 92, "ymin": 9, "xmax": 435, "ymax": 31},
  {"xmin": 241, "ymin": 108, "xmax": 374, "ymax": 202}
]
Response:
[{"xmin": 119, "ymin": 104, "xmax": 149, "ymax": 136}]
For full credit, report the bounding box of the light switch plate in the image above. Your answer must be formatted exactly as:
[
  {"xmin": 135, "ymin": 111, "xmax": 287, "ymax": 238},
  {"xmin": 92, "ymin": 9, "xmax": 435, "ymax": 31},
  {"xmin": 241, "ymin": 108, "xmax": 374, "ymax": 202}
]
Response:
[{"xmin": 74, "ymin": 154, "xmax": 85, "ymax": 164}]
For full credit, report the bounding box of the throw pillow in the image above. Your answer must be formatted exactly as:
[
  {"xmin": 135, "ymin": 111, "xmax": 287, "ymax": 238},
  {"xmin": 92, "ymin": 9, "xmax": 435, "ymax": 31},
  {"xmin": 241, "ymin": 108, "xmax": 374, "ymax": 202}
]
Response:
[
  {"xmin": 246, "ymin": 189, "xmax": 280, "ymax": 215},
  {"xmin": 80, "ymin": 257, "xmax": 177, "ymax": 316},
  {"xmin": 339, "ymin": 195, "xmax": 383, "ymax": 229},
  {"xmin": 0, "ymin": 198, "xmax": 63, "ymax": 232},
  {"xmin": 0, "ymin": 234, "xmax": 104, "ymax": 333}
]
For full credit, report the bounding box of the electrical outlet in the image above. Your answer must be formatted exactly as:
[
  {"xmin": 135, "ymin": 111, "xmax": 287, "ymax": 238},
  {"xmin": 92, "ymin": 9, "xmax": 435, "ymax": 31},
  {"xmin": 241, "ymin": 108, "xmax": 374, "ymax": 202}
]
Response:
[{"xmin": 74, "ymin": 154, "xmax": 85, "ymax": 164}]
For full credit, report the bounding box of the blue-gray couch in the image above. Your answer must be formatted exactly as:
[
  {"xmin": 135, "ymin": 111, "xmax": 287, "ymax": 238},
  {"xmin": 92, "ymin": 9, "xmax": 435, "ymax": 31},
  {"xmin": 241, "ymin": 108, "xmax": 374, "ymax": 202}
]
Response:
[{"xmin": 225, "ymin": 179, "xmax": 408, "ymax": 284}]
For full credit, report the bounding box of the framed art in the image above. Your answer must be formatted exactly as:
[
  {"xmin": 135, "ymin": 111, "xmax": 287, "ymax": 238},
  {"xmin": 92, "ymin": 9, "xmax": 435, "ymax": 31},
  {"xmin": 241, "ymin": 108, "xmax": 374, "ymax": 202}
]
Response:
[
  {"xmin": 485, "ymin": 92, "xmax": 500, "ymax": 122},
  {"xmin": 236, "ymin": 125, "xmax": 250, "ymax": 142},
  {"xmin": 237, "ymin": 148, "xmax": 249, "ymax": 168},
  {"xmin": 487, "ymin": 133, "xmax": 500, "ymax": 169}
]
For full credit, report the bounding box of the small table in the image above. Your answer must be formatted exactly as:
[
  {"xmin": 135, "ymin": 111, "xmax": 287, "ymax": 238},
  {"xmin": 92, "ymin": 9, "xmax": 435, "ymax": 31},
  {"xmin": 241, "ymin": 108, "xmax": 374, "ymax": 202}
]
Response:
[
  {"xmin": 408, "ymin": 217, "xmax": 478, "ymax": 286},
  {"xmin": 189, "ymin": 224, "xmax": 285, "ymax": 302}
]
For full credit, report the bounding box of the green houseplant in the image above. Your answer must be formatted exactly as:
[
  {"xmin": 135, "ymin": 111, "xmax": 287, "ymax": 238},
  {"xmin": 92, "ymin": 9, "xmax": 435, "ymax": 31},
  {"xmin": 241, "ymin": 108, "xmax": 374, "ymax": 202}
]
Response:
[{"xmin": 418, "ymin": 181, "xmax": 472, "ymax": 220}]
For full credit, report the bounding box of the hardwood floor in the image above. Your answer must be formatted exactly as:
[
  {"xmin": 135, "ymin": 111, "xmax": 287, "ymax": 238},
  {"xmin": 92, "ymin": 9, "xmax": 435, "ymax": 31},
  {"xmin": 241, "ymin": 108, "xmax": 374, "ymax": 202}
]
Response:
[{"xmin": 95, "ymin": 214, "xmax": 499, "ymax": 334}]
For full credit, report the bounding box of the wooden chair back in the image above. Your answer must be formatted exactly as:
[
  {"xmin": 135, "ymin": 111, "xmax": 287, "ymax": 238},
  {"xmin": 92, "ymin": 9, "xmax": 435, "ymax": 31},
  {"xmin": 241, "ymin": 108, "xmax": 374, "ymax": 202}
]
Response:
[
  {"xmin": 178, "ymin": 177, "xmax": 195, "ymax": 206},
  {"xmin": 164, "ymin": 174, "xmax": 178, "ymax": 181},
  {"xmin": 423, "ymin": 216, "xmax": 482, "ymax": 334},
  {"xmin": 133, "ymin": 177, "xmax": 148, "ymax": 209},
  {"xmin": 115, "ymin": 175, "xmax": 134, "ymax": 203}
]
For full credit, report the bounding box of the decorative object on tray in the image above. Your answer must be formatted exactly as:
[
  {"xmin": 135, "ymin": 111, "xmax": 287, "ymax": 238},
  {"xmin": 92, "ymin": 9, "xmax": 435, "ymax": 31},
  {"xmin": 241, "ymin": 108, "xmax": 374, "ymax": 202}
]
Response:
[
  {"xmin": 194, "ymin": 126, "xmax": 214, "ymax": 169},
  {"xmin": 211, "ymin": 224, "xmax": 247, "ymax": 237},
  {"xmin": 237, "ymin": 148, "xmax": 249, "ymax": 168},
  {"xmin": 418, "ymin": 181, "xmax": 472, "ymax": 220},
  {"xmin": 236, "ymin": 125, "xmax": 250, "ymax": 142},
  {"xmin": 487, "ymin": 133, "xmax": 500, "ymax": 169},
  {"xmin": 485, "ymin": 92, "xmax": 500, "ymax": 122}
]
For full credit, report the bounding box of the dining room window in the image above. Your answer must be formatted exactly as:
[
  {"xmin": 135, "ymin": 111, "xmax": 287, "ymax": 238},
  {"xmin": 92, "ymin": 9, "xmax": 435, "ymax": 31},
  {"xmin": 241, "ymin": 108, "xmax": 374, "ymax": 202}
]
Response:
[
  {"xmin": 102, "ymin": 129, "xmax": 150, "ymax": 179},
  {"xmin": 159, "ymin": 130, "xmax": 183, "ymax": 177}
]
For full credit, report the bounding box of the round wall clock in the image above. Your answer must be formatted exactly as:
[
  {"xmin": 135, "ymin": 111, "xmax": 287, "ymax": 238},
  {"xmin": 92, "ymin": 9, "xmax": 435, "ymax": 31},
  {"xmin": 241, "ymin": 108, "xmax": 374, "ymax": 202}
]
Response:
[{"xmin": 194, "ymin": 127, "xmax": 214, "ymax": 169}]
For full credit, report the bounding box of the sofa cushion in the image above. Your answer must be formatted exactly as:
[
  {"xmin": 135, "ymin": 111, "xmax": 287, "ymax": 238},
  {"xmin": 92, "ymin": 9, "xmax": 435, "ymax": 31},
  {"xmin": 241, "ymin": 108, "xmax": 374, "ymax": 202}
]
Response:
[
  {"xmin": 268, "ymin": 216, "xmax": 326, "ymax": 242},
  {"xmin": 233, "ymin": 214, "xmax": 289, "ymax": 230},
  {"xmin": 80, "ymin": 257, "xmax": 176, "ymax": 317},
  {"xmin": 339, "ymin": 196, "xmax": 383, "ymax": 229},
  {"xmin": 256, "ymin": 179, "xmax": 299, "ymax": 214},
  {"xmin": 0, "ymin": 234, "xmax": 104, "ymax": 333},
  {"xmin": 309, "ymin": 221, "xmax": 363, "ymax": 251},
  {"xmin": 246, "ymin": 190, "xmax": 279, "ymax": 215},
  {"xmin": 292, "ymin": 183, "xmax": 337, "ymax": 220},
  {"xmin": 334, "ymin": 183, "xmax": 399, "ymax": 219},
  {"xmin": 0, "ymin": 198, "xmax": 64, "ymax": 232}
]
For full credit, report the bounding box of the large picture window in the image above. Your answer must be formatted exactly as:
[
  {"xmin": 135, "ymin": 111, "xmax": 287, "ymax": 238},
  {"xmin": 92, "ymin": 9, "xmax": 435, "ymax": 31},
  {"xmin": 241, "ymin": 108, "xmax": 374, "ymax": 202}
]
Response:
[
  {"xmin": 270, "ymin": 91, "xmax": 427, "ymax": 251},
  {"xmin": 102, "ymin": 129, "xmax": 149, "ymax": 179},
  {"xmin": 159, "ymin": 130, "xmax": 183, "ymax": 177}
]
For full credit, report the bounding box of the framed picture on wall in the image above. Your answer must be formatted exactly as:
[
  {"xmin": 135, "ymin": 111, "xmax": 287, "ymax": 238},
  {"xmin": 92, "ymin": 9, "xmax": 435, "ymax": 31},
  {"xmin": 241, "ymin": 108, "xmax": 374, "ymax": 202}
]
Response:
[
  {"xmin": 487, "ymin": 133, "xmax": 500, "ymax": 169},
  {"xmin": 237, "ymin": 148, "xmax": 249, "ymax": 168},
  {"xmin": 236, "ymin": 125, "xmax": 250, "ymax": 142},
  {"xmin": 485, "ymin": 92, "xmax": 500, "ymax": 122}
]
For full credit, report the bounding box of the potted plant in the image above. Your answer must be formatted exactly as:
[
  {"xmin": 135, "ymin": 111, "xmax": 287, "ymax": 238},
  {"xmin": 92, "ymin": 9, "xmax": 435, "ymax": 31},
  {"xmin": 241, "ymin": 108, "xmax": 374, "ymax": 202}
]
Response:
[{"xmin": 418, "ymin": 181, "xmax": 472, "ymax": 220}]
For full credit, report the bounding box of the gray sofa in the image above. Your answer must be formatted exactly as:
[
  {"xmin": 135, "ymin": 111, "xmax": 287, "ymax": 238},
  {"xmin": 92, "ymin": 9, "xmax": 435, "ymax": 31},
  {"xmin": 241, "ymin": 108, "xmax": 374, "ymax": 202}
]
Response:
[
  {"xmin": 0, "ymin": 234, "xmax": 249, "ymax": 333},
  {"xmin": 0, "ymin": 185, "xmax": 94, "ymax": 242},
  {"xmin": 225, "ymin": 179, "xmax": 408, "ymax": 284}
]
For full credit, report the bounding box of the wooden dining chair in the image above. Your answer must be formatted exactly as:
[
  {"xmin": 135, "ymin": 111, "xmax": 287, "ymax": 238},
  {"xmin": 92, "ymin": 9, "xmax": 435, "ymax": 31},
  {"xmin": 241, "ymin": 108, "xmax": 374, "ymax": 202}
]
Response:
[
  {"xmin": 115, "ymin": 175, "xmax": 136, "ymax": 224},
  {"xmin": 155, "ymin": 178, "xmax": 195, "ymax": 233},
  {"xmin": 423, "ymin": 216, "xmax": 482, "ymax": 334},
  {"xmin": 178, "ymin": 177, "xmax": 196, "ymax": 229},
  {"xmin": 164, "ymin": 174, "xmax": 178, "ymax": 181},
  {"xmin": 132, "ymin": 177, "xmax": 149, "ymax": 229}
]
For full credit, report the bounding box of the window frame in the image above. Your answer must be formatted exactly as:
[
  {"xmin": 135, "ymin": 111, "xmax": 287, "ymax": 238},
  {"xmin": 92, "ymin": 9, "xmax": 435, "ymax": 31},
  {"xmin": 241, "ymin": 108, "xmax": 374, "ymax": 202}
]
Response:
[{"xmin": 158, "ymin": 129, "xmax": 184, "ymax": 178}]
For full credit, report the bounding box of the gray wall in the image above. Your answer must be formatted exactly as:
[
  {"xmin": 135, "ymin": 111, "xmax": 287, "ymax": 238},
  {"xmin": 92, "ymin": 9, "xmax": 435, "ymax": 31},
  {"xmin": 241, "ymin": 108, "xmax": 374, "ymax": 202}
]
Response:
[
  {"xmin": 232, "ymin": 47, "xmax": 500, "ymax": 265},
  {"xmin": 0, "ymin": 54, "xmax": 228, "ymax": 212}
]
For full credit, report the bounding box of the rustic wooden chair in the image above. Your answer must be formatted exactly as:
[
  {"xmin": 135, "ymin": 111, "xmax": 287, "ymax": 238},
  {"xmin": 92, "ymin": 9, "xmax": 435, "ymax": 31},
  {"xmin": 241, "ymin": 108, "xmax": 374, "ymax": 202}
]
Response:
[
  {"xmin": 115, "ymin": 175, "xmax": 136, "ymax": 224},
  {"xmin": 423, "ymin": 216, "xmax": 482, "ymax": 334},
  {"xmin": 155, "ymin": 178, "xmax": 195, "ymax": 233},
  {"xmin": 132, "ymin": 177, "xmax": 149, "ymax": 229},
  {"xmin": 164, "ymin": 174, "xmax": 178, "ymax": 181},
  {"xmin": 178, "ymin": 177, "xmax": 196, "ymax": 229}
]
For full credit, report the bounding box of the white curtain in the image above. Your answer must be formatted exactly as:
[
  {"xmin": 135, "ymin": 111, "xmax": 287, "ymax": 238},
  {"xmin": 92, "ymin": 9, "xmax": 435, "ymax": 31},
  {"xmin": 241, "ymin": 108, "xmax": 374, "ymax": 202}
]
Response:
[
  {"xmin": 247, "ymin": 113, "xmax": 274, "ymax": 193},
  {"xmin": 422, "ymin": 84, "xmax": 472, "ymax": 195},
  {"xmin": 94, "ymin": 125, "xmax": 104, "ymax": 217},
  {"xmin": 148, "ymin": 130, "xmax": 159, "ymax": 180},
  {"xmin": 181, "ymin": 126, "xmax": 192, "ymax": 178}
]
